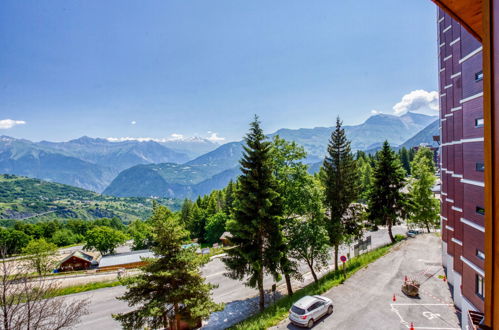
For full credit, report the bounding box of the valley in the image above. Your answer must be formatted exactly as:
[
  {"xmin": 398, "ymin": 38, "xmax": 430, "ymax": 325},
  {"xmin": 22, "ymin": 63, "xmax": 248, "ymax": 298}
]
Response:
[{"xmin": 0, "ymin": 112, "xmax": 438, "ymax": 200}]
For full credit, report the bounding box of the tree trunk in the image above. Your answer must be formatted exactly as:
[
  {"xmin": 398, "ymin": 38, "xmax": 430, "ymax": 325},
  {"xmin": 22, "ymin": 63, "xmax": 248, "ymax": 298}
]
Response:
[
  {"xmin": 426, "ymin": 223, "xmax": 431, "ymax": 233},
  {"xmin": 258, "ymin": 269, "xmax": 265, "ymax": 311},
  {"xmin": 334, "ymin": 244, "xmax": 339, "ymax": 271},
  {"xmin": 174, "ymin": 303, "xmax": 181, "ymax": 330},
  {"xmin": 387, "ymin": 218, "xmax": 395, "ymax": 243},
  {"xmin": 162, "ymin": 313, "xmax": 169, "ymax": 330},
  {"xmin": 284, "ymin": 273, "xmax": 293, "ymax": 296},
  {"xmin": 310, "ymin": 266, "xmax": 318, "ymax": 282},
  {"xmin": 306, "ymin": 260, "xmax": 318, "ymax": 283}
]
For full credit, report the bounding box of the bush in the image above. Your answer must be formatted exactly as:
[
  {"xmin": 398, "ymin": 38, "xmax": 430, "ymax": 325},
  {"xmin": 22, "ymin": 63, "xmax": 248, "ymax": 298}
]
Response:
[{"xmin": 394, "ymin": 234, "xmax": 405, "ymax": 242}]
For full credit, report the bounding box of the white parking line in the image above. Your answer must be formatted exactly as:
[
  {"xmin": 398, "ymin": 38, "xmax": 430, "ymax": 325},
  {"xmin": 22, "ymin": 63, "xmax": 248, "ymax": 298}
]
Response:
[{"xmin": 390, "ymin": 304, "xmax": 460, "ymax": 330}]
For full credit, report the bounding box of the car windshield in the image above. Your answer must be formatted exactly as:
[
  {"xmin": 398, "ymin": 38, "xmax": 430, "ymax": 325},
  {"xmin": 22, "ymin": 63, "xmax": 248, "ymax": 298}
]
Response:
[{"xmin": 291, "ymin": 305, "xmax": 306, "ymax": 315}]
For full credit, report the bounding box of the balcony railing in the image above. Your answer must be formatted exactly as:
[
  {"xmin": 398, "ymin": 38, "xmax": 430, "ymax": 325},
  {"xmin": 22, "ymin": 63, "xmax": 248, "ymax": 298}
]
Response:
[{"xmin": 468, "ymin": 310, "xmax": 488, "ymax": 330}]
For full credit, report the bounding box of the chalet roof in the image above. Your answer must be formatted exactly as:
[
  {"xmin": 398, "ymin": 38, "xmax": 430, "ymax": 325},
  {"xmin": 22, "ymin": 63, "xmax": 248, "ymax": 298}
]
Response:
[
  {"xmin": 99, "ymin": 249, "xmax": 155, "ymax": 268},
  {"xmin": 220, "ymin": 232, "xmax": 233, "ymax": 240},
  {"xmin": 58, "ymin": 250, "xmax": 99, "ymax": 267}
]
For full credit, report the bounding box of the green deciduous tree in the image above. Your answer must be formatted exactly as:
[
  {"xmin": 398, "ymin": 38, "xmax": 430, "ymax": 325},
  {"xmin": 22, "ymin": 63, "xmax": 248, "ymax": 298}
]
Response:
[
  {"xmin": 83, "ymin": 226, "xmax": 128, "ymax": 255},
  {"xmin": 413, "ymin": 146, "xmax": 436, "ymax": 173},
  {"xmin": 128, "ymin": 219, "xmax": 154, "ymax": 250},
  {"xmin": 322, "ymin": 117, "xmax": 362, "ymax": 271},
  {"xmin": 288, "ymin": 219, "xmax": 330, "ymax": 283},
  {"xmin": 223, "ymin": 116, "xmax": 284, "ymax": 311},
  {"xmin": 22, "ymin": 238, "xmax": 58, "ymax": 276},
  {"xmin": 367, "ymin": 141, "xmax": 408, "ymax": 243},
  {"xmin": 204, "ymin": 212, "xmax": 228, "ymax": 245},
  {"xmin": 357, "ymin": 154, "xmax": 373, "ymax": 202},
  {"xmin": 113, "ymin": 205, "xmax": 222, "ymax": 330},
  {"xmin": 51, "ymin": 229, "xmax": 82, "ymax": 247},
  {"xmin": 271, "ymin": 135, "xmax": 324, "ymax": 296},
  {"xmin": 408, "ymin": 147, "xmax": 440, "ymax": 233}
]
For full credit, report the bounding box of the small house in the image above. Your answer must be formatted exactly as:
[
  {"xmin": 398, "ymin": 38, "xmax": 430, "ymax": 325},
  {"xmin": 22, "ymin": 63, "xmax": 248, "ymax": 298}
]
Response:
[
  {"xmin": 58, "ymin": 251, "xmax": 100, "ymax": 272},
  {"xmin": 219, "ymin": 232, "xmax": 233, "ymax": 246}
]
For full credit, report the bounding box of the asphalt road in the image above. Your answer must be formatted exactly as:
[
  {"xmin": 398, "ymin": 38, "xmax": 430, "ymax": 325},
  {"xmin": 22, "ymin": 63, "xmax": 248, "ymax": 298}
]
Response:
[
  {"xmin": 270, "ymin": 234, "xmax": 460, "ymax": 330},
  {"xmin": 68, "ymin": 226, "xmax": 407, "ymax": 330}
]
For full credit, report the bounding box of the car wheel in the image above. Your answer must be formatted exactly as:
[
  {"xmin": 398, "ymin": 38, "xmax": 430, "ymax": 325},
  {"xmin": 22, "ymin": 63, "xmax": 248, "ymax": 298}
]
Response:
[
  {"xmin": 327, "ymin": 305, "xmax": 333, "ymax": 314},
  {"xmin": 307, "ymin": 319, "xmax": 314, "ymax": 328}
]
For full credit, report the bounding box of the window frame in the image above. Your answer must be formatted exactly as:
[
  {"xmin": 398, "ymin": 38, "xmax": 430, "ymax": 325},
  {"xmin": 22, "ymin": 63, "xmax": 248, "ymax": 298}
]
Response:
[
  {"xmin": 476, "ymin": 162, "xmax": 485, "ymax": 172},
  {"xmin": 476, "ymin": 274, "xmax": 485, "ymax": 300},
  {"xmin": 475, "ymin": 70, "xmax": 483, "ymax": 82}
]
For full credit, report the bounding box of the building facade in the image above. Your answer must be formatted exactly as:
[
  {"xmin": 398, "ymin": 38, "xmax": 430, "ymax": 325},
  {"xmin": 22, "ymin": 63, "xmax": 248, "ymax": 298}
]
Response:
[{"xmin": 438, "ymin": 8, "xmax": 485, "ymax": 328}]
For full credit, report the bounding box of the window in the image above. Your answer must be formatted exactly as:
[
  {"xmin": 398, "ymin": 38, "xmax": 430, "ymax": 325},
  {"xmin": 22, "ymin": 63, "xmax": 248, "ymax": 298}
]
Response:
[
  {"xmin": 476, "ymin": 206, "xmax": 485, "ymax": 216},
  {"xmin": 291, "ymin": 306, "xmax": 305, "ymax": 315},
  {"xmin": 475, "ymin": 71, "xmax": 483, "ymax": 81},
  {"xmin": 308, "ymin": 302, "xmax": 320, "ymax": 312},
  {"xmin": 476, "ymin": 274, "xmax": 485, "ymax": 299},
  {"xmin": 475, "ymin": 118, "xmax": 484, "ymax": 128},
  {"xmin": 476, "ymin": 249, "xmax": 485, "ymax": 260},
  {"xmin": 476, "ymin": 162, "xmax": 485, "ymax": 172}
]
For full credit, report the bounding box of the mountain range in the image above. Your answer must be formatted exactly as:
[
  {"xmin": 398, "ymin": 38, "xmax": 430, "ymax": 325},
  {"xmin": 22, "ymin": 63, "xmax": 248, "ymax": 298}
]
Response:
[
  {"xmin": 0, "ymin": 112, "xmax": 437, "ymax": 199},
  {"xmin": 0, "ymin": 136, "xmax": 215, "ymax": 192}
]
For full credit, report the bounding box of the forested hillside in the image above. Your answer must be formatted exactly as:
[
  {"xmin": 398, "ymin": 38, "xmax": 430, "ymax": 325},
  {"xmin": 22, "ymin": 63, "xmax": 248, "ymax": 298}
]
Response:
[{"xmin": 0, "ymin": 174, "xmax": 180, "ymax": 222}]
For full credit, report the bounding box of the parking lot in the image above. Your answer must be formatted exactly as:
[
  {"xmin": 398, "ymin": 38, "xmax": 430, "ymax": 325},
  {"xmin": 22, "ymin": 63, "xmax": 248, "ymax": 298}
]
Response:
[{"xmin": 271, "ymin": 233, "xmax": 460, "ymax": 330}]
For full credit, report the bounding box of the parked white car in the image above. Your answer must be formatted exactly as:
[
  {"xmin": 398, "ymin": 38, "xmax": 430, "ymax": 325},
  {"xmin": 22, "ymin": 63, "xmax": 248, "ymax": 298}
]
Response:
[{"xmin": 288, "ymin": 295, "xmax": 334, "ymax": 328}]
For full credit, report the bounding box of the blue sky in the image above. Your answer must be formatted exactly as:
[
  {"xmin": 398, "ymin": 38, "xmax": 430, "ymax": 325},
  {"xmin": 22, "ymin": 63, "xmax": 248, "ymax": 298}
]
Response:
[{"xmin": 0, "ymin": 0, "xmax": 438, "ymax": 143}]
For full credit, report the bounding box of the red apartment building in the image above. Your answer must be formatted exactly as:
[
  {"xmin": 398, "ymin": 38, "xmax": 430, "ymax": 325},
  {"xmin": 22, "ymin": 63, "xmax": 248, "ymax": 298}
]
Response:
[{"xmin": 438, "ymin": 9, "xmax": 485, "ymax": 328}]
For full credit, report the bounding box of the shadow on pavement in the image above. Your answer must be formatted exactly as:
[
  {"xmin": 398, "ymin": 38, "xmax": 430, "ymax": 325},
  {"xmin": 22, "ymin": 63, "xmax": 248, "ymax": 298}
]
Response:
[
  {"xmin": 203, "ymin": 291, "xmax": 284, "ymax": 330},
  {"xmin": 285, "ymin": 312, "xmax": 334, "ymax": 329}
]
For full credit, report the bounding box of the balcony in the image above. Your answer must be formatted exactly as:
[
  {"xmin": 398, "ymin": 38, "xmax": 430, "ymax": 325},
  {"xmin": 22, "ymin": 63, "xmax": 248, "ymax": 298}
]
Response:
[{"xmin": 468, "ymin": 310, "xmax": 488, "ymax": 330}]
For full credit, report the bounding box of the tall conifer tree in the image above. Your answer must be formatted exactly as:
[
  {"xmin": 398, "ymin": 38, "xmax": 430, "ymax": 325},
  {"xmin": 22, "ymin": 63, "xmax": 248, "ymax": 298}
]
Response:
[
  {"xmin": 399, "ymin": 147, "xmax": 411, "ymax": 175},
  {"xmin": 367, "ymin": 141, "xmax": 407, "ymax": 243},
  {"xmin": 114, "ymin": 205, "xmax": 221, "ymax": 329},
  {"xmin": 322, "ymin": 117, "xmax": 360, "ymax": 270},
  {"xmin": 223, "ymin": 116, "xmax": 284, "ymax": 312}
]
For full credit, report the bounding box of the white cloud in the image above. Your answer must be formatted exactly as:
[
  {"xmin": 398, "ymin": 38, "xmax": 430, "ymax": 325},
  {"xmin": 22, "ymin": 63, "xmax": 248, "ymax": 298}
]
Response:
[
  {"xmin": 371, "ymin": 109, "xmax": 382, "ymax": 115},
  {"xmin": 169, "ymin": 133, "xmax": 184, "ymax": 141},
  {"xmin": 0, "ymin": 119, "xmax": 26, "ymax": 129},
  {"xmin": 106, "ymin": 132, "xmax": 226, "ymax": 144},
  {"xmin": 131, "ymin": 120, "xmax": 137, "ymax": 125},
  {"xmin": 206, "ymin": 132, "xmax": 225, "ymax": 143},
  {"xmin": 393, "ymin": 90, "xmax": 439, "ymax": 115}
]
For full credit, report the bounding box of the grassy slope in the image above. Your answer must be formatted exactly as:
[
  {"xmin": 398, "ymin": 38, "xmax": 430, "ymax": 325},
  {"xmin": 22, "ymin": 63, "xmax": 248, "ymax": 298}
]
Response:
[{"xmin": 0, "ymin": 174, "xmax": 181, "ymax": 222}]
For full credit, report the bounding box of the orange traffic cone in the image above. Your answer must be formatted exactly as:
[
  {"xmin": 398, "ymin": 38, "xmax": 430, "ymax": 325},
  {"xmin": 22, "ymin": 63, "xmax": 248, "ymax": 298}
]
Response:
[
  {"xmin": 393, "ymin": 294, "xmax": 396, "ymax": 302},
  {"xmin": 443, "ymin": 276, "xmax": 447, "ymax": 282},
  {"xmin": 410, "ymin": 322, "xmax": 415, "ymax": 330}
]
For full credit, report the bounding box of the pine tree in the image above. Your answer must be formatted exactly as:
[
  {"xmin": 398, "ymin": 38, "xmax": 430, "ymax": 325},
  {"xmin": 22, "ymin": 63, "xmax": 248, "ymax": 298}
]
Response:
[
  {"xmin": 408, "ymin": 147, "xmax": 440, "ymax": 232},
  {"xmin": 367, "ymin": 141, "xmax": 407, "ymax": 243},
  {"xmin": 190, "ymin": 203, "xmax": 206, "ymax": 242},
  {"xmin": 223, "ymin": 116, "xmax": 284, "ymax": 312},
  {"xmin": 180, "ymin": 199, "xmax": 194, "ymax": 228},
  {"xmin": 409, "ymin": 147, "xmax": 416, "ymax": 163},
  {"xmin": 322, "ymin": 117, "xmax": 361, "ymax": 271},
  {"xmin": 399, "ymin": 147, "xmax": 411, "ymax": 175},
  {"xmin": 223, "ymin": 180, "xmax": 236, "ymax": 214},
  {"xmin": 114, "ymin": 205, "xmax": 222, "ymax": 329}
]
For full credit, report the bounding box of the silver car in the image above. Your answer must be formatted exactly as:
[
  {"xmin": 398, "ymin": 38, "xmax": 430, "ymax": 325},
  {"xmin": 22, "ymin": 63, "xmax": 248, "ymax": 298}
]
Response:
[{"xmin": 288, "ymin": 295, "xmax": 334, "ymax": 328}]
